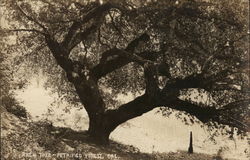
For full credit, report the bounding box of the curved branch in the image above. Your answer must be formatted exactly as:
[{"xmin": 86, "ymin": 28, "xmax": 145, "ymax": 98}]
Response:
[
  {"xmin": 162, "ymin": 73, "xmax": 204, "ymax": 92},
  {"xmin": 68, "ymin": 24, "xmax": 100, "ymax": 51},
  {"xmin": 162, "ymin": 67, "xmax": 237, "ymax": 93},
  {"xmin": 157, "ymin": 92, "xmax": 249, "ymax": 131},
  {"xmin": 44, "ymin": 35, "xmax": 73, "ymax": 72},
  {"xmin": 166, "ymin": 99, "xmax": 218, "ymax": 123},
  {"xmin": 90, "ymin": 33, "xmax": 151, "ymax": 79},
  {"xmin": 104, "ymin": 94, "xmax": 153, "ymax": 132}
]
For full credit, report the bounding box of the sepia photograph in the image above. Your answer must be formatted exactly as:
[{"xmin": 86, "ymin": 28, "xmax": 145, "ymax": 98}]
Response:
[{"xmin": 0, "ymin": 0, "xmax": 249, "ymax": 159}]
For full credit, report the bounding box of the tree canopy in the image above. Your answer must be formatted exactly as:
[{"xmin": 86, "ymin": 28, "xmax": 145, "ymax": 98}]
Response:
[{"xmin": 1, "ymin": 0, "xmax": 249, "ymax": 144}]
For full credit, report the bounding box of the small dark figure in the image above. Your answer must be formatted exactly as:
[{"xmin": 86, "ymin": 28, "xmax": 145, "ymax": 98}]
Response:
[{"xmin": 188, "ymin": 131, "xmax": 193, "ymax": 154}]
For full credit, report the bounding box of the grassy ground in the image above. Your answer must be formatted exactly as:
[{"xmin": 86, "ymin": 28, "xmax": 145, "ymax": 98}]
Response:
[{"xmin": 1, "ymin": 106, "xmax": 227, "ymax": 160}]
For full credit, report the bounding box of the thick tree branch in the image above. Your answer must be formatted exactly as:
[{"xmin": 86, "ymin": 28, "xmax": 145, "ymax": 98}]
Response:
[
  {"xmin": 104, "ymin": 83, "xmax": 248, "ymax": 133},
  {"xmin": 162, "ymin": 67, "xmax": 236, "ymax": 93},
  {"xmin": 163, "ymin": 98, "xmax": 249, "ymax": 132},
  {"xmin": 45, "ymin": 36, "xmax": 73, "ymax": 73},
  {"xmin": 104, "ymin": 94, "xmax": 153, "ymax": 132},
  {"xmin": 162, "ymin": 73, "xmax": 204, "ymax": 92},
  {"xmin": 167, "ymin": 99, "xmax": 218, "ymax": 123},
  {"xmin": 68, "ymin": 24, "xmax": 100, "ymax": 51},
  {"xmin": 125, "ymin": 33, "xmax": 150, "ymax": 52},
  {"xmin": 91, "ymin": 33, "xmax": 151, "ymax": 79},
  {"xmin": 91, "ymin": 51, "xmax": 158, "ymax": 81},
  {"xmin": 103, "ymin": 84, "xmax": 181, "ymax": 132}
]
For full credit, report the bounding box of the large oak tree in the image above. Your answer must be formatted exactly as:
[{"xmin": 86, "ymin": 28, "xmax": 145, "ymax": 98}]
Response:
[{"xmin": 2, "ymin": 0, "xmax": 249, "ymax": 144}]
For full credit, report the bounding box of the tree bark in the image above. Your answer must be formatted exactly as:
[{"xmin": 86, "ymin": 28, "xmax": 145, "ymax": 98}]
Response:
[
  {"xmin": 87, "ymin": 114, "xmax": 112, "ymax": 145},
  {"xmin": 86, "ymin": 94, "xmax": 155, "ymax": 145}
]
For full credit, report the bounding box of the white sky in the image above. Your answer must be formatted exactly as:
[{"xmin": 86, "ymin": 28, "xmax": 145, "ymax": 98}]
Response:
[{"xmin": 15, "ymin": 77, "xmax": 249, "ymax": 160}]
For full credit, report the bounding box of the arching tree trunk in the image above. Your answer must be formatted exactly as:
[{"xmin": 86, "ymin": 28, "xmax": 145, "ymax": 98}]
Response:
[{"xmin": 86, "ymin": 94, "xmax": 155, "ymax": 145}]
